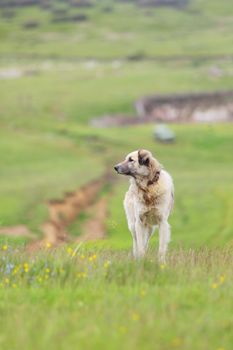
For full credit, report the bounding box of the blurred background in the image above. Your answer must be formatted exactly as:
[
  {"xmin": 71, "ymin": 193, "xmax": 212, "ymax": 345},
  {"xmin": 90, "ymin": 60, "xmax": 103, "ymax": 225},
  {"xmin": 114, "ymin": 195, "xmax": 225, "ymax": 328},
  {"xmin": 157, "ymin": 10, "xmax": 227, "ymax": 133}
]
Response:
[{"xmin": 0, "ymin": 0, "xmax": 233, "ymax": 249}]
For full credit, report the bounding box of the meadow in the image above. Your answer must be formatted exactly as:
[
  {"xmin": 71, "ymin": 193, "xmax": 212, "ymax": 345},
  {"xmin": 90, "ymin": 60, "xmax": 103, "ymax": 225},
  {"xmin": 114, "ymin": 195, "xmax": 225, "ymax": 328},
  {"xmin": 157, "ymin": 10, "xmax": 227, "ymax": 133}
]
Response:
[
  {"xmin": 1, "ymin": 246, "xmax": 233, "ymax": 350},
  {"xmin": 0, "ymin": 0, "xmax": 233, "ymax": 349},
  {"xmin": 0, "ymin": 0, "xmax": 233, "ymax": 59}
]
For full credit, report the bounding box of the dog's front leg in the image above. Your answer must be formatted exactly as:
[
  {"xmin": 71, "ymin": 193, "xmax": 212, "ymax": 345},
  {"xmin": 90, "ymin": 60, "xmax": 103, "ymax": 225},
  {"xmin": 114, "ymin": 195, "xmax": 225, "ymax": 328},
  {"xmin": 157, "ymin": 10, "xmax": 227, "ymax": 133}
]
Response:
[
  {"xmin": 135, "ymin": 219, "xmax": 147, "ymax": 259},
  {"xmin": 158, "ymin": 220, "xmax": 171, "ymax": 263},
  {"xmin": 132, "ymin": 233, "xmax": 138, "ymax": 258},
  {"xmin": 128, "ymin": 225, "xmax": 138, "ymax": 258}
]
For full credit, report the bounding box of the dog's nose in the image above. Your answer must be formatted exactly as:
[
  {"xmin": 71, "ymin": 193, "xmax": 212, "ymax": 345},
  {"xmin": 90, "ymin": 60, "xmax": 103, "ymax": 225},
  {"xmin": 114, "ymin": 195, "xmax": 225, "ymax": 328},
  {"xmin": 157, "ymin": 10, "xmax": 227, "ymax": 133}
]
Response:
[{"xmin": 114, "ymin": 165, "xmax": 119, "ymax": 172}]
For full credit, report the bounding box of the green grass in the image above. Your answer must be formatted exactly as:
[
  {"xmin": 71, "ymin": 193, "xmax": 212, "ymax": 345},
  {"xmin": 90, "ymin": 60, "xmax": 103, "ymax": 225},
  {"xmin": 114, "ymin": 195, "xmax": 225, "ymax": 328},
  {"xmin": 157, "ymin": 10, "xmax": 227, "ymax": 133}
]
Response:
[
  {"xmin": 0, "ymin": 127, "xmax": 105, "ymax": 231},
  {"xmin": 1, "ymin": 122, "xmax": 233, "ymax": 244},
  {"xmin": 0, "ymin": 246, "xmax": 233, "ymax": 350},
  {"xmin": 1, "ymin": 58, "xmax": 232, "ymax": 235},
  {"xmin": 1, "ymin": 124, "xmax": 233, "ymax": 349},
  {"xmin": 106, "ymin": 124, "xmax": 233, "ymax": 249},
  {"xmin": 1, "ymin": 60, "xmax": 233, "ymax": 130},
  {"xmin": 0, "ymin": 0, "xmax": 233, "ymax": 348},
  {"xmin": 0, "ymin": 0, "xmax": 233, "ymax": 59}
]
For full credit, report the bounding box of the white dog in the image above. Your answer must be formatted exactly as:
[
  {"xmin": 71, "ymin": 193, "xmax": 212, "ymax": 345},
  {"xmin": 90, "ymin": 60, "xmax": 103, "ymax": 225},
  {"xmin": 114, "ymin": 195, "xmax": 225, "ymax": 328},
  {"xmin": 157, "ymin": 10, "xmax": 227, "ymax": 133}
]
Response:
[{"xmin": 114, "ymin": 149, "xmax": 174, "ymax": 262}]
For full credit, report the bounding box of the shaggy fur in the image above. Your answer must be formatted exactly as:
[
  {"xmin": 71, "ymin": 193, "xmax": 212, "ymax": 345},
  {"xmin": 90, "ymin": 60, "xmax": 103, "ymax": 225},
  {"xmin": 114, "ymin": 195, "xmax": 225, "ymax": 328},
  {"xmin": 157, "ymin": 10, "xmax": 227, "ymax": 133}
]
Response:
[{"xmin": 114, "ymin": 149, "xmax": 174, "ymax": 262}]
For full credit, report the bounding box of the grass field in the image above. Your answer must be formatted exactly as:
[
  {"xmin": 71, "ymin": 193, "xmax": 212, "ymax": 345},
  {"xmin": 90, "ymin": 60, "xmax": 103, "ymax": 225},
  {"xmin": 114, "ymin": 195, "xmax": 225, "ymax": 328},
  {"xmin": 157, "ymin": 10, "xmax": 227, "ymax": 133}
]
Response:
[
  {"xmin": 0, "ymin": 56, "xmax": 232, "ymax": 230},
  {"xmin": 0, "ymin": 0, "xmax": 233, "ymax": 349},
  {"xmin": 1, "ymin": 246, "xmax": 233, "ymax": 350},
  {"xmin": 0, "ymin": 0, "xmax": 233, "ymax": 59},
  {"xmin": 1, "ymin": 123, "xmax": 233, "ymax": 349}
]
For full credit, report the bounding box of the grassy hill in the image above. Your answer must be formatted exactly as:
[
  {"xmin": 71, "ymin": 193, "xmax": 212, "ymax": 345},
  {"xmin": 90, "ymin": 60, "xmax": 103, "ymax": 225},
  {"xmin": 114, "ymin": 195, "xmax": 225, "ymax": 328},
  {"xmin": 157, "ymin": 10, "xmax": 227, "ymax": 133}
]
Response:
[
  {"xmin": 0, "ymin": 60, "xmax": 233, "ymax": 237},
  {"xmin": 0, "ymin": 0, "xmax": 232, "ymax": 248},
  {"xmin": 0, "ymin": 0, "xmax": 233, "ymax": 59}
]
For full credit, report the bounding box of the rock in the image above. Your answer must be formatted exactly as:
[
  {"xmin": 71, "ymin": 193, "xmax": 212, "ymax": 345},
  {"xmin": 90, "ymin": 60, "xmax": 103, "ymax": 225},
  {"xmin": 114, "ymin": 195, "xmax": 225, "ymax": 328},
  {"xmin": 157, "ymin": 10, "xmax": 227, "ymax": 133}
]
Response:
[{"xmin": 154, "ymin": 124, "xmax": 175, "ymax": 143}]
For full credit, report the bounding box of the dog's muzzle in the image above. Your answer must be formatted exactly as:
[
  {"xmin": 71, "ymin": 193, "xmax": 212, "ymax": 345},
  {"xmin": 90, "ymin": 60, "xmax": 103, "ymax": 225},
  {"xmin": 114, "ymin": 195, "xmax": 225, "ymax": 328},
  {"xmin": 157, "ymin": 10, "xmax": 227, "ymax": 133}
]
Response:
[{"xmin": 114, "ymin": 164, "xmax": 132, "ymax": 176}]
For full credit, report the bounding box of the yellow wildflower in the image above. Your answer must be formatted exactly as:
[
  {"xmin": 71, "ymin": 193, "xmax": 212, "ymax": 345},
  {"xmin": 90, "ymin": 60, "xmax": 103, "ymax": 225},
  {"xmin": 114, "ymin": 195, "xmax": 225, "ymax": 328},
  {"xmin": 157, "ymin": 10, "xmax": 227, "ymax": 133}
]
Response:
[
  {"xmin": 171, "ymin": 337, "xmax": 182, "ymax": 347},
  {"xmin": 12, "ymin": 265, "xmax": 20, "ymax": 275},
  {"xmin": 211, "ymin": 283, "xmax": 218, "ymax": 289},
  {"xmin": 131, "ymin": 312, "xmax": 140, "ymax": 321},
  {"xmin": 77, "ymin": 272, "xmax": 87, "ymax": 279},
  {"xmin": 4, "ymin": 278, "xmax": 9, "ymax": 284},
  {"xmin": 45, "ymin": 268, "xmax": 50, "ymax": 274},
  {"xmin": 45, "ymin": 242, "xmax": 52, "ymax": 249},
  {"xmin": 140, "ymin": 289, "xmax": 146, "ymax": 297},
  {"xmin": 2, "ymin": 245, "xmax": 8, "ymax": 251},
  {"xmin": 104, "ymin": 260, "xmax": 110, "ymax": 269},
  {"xmin": 119, "ymin": 326, "xmax": 128, "ymax": 334},
  {"xmin": 23, "ymin": 263, "xmax": 29, "ymax": 272},
  {"xmin": 12, "ymin": 283, "xmax": 17, "ymax": 289},
  {"xmin": 88, "ymin": 254, "xmax": 97, "ymax": 262},
  {"xmin": 160, "ymin": 264, "xmax": 166, "ymax": 270},
  {"xmin": 66, "ymin": 247, "xmax": 73, "ymax": 255},
  {"xmin": 219, "ymin": 275, "xmax": 225, "ymax": 284}
]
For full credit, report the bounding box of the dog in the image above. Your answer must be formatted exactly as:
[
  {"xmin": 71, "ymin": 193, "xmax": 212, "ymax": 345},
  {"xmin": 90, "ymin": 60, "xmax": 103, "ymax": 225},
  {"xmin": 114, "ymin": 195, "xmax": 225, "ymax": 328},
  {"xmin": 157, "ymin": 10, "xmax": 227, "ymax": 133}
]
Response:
[{"xmin": 114, "ymin": 149, "xmax": 174, "ymax": 262}]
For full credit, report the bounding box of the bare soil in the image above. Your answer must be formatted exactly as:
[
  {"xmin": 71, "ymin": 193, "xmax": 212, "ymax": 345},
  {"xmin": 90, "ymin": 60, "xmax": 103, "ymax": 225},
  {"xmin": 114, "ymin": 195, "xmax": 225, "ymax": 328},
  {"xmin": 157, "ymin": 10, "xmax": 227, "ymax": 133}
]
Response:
[
  {"xmin": 24, "ymin": 173, "xmax": 114, "ymax": 252},
  {"xmin": 91, "ymin": 90, "xmax": 233, "ymax": 127},
  {"xmin": 0, "ymin": 225, "xmax": 35, "ymax": 238},
  {"xmin": 76, "ymin": 196, "xmax": 108, "ymax": 242}
]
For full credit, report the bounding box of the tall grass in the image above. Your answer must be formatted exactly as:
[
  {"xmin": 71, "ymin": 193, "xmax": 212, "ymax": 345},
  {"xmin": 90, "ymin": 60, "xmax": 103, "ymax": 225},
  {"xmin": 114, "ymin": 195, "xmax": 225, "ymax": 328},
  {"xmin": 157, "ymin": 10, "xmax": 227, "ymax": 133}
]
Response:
[{"xmin": 0, "ymin": 244, "xmax": 233, "ymax": 350}]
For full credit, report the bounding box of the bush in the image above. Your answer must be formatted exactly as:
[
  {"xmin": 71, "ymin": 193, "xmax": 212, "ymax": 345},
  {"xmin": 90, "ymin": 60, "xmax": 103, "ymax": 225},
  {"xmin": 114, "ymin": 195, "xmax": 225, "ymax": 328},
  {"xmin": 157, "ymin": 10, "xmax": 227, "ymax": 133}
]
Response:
[
  {"xmin": 1, "ymin": 8, "xmax": 16, "ymax": 18},
  {"xmin": 69, "ymin": 0, "xmax": 93, "ymax": 8},
  {"xmin": 102, "ymin": 6, "xmax": 113, "ymax": 13},
  {"xmin": 71, "ymin": 13, "xmax": 87, "ymax": 21},
  {"xmin": 22, "ymin": 20, "xmax": 40, "ymax": 29},
  {"xmin": 52, "ymin": 13, "xmax": 88, "ymax": 23}
]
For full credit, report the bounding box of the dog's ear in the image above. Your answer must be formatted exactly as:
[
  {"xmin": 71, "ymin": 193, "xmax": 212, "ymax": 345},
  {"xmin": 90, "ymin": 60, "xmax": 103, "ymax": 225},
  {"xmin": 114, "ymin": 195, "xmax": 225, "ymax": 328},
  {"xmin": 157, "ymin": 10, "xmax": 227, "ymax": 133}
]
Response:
[{"xmin": 138, "ymin": 149, "xmax": 150, "ymax": 166}]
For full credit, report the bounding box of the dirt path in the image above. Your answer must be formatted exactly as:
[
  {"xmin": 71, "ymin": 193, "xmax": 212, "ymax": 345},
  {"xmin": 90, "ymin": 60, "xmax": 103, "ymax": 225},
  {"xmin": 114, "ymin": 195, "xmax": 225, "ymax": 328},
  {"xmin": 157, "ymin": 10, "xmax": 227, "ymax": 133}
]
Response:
[
  {"xmin": 76, "ymin": 196, "xmax": 108, "ymax": 242},
  {"xmin": 24, "ymin": 172, "xmax": 115, "ymax": 252},
  {"xmin": 0, "ymin": 172, "xmax": 115, "ymax": 251},
  {"xmin": 0, "ymin": 225, "xmax": 35, "ymax": 239}
]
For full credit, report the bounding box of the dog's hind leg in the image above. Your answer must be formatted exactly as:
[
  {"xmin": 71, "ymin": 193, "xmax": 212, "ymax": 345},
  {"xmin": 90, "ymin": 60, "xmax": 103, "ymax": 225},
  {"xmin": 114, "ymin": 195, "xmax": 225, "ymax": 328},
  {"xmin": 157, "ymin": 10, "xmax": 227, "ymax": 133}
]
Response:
[
  {"xmin": 131, "ymin": 231, "xmax": 138, "ymax": 258},
  {"xmin": 158, "ymin": 220, "xmax": 171, "ymax": 263},
  {"xmin": 142, "ymin": 225, "xmax": 154, "ymax": 253}
]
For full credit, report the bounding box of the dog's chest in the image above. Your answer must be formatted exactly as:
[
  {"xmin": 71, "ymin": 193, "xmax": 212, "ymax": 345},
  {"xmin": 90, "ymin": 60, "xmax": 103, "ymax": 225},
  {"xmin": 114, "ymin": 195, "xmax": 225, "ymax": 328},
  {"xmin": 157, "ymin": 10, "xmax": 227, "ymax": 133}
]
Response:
[
  {"xmin": 140, "ymin": 208, "xmax": 161, "ymax": 225},
  {"xmin": 137, "ymin": 184, "xmax": 162, "ymax": 207},
  {"xmin": 129, "ymin": 187, "xmax": 163, "ymax": 225}
]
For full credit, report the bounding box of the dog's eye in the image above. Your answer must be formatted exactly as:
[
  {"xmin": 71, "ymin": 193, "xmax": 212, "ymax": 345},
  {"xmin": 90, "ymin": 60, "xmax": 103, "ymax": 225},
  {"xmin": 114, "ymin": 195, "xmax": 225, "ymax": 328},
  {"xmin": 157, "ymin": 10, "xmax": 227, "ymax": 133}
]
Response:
[{"xmin": 128, "ymin": 157, "xmax": 133, "ymax": 162}]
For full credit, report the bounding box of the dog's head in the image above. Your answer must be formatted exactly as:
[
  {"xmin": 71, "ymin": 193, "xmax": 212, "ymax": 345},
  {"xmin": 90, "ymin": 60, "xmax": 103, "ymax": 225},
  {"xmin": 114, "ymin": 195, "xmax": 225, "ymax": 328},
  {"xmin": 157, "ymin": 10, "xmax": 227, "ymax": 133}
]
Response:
[{"xmin": 114, "ymin": 149, "xmax": 161, "ymax": 181}]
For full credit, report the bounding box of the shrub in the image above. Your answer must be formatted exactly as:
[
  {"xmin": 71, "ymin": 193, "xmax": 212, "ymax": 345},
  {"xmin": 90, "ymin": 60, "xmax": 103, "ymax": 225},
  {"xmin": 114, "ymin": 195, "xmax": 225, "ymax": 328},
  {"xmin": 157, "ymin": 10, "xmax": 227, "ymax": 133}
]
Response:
[{"xmin": 22, "ymin": 20, "xmax": 40, "ymax": 29}]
